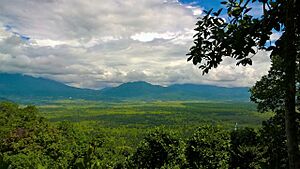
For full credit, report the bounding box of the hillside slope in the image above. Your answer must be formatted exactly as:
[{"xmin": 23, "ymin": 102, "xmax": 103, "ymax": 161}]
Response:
[{"xmin": 0, "ymin": 73, "xmax": 98, "ymax": 102}]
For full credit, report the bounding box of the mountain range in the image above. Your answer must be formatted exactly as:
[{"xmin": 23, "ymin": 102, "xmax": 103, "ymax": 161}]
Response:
[{"xmin": 0, "ymin": 73, "xmax": 250, "ymax": 103}]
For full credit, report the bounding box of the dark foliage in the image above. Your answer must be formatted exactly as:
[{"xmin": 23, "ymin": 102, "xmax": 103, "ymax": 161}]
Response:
[
  {"xmin": 185, "ymin": 125, "xmax": 230, "ymax": 169},
  {"xmin": 128, "ymin": 128, "xmax": 185, "ymax": 169}
]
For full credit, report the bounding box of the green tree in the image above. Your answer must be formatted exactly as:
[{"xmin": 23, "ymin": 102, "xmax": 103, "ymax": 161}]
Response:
[
  {"xmin": 230, "ymin": 128, "xmax": 262, "ymax": 169},
  {"xmin": 0, "ymin": 102, "xmax": 101, "ymax": 169},
  {"xmin": 185, "ymin": 125, "xmax": 230, "ymax": 169},
  {"xmin": 187, "ymin": 0, "xmax": 299, "ymax": 168},
  {"xmin": 0, "ymin": 102, "xmax": 51, "ymax": 168},
  {"xmin": 250, "ymin": 53, "xmax": 300, "ymax": 168},
  {"xmin": 259, "ymin": 111, "xmax": 289, "ymax": 169},
  {"xmin": 128, "ymin": 127, "xmax": 185, "ymax": 169}
]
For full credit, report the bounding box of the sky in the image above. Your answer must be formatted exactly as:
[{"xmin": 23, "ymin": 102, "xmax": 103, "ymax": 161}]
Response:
[{"xmin": 0, "ymin": 0, "xmax": 271, "ymax": 89}]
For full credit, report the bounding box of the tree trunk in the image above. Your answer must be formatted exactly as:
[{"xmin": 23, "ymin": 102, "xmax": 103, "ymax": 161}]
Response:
[{"xmin": 284, "ymin": 0, "xmax": 300, "ymax": 168}]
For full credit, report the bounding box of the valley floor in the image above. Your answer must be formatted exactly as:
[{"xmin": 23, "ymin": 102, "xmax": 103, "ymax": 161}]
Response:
[{"xmin": 38, "ymin": 100, "xmax": 272, "ymax": 147}]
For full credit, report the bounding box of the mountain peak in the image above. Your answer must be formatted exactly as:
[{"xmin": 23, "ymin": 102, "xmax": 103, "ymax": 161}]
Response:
[{"xmin": 100, "ymin": 81, "xmax": 165, "ymax": 98}]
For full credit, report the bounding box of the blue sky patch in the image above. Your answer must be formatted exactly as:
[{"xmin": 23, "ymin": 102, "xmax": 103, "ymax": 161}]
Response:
[
  {"xmin": 179, "ymin": 0, "xmax": 262, "ymax": 18},
  {"xmin": 179, "ymin": 0, "xmax": 223, "ymax": 9},
  {"xmin": 3, "ymin": 24, "xmax": 30, "ymax": 41}
]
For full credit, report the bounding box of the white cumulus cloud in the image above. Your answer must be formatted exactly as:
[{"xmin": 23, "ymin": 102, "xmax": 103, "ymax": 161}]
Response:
[{"xmin": 0, "ymin": 0, "xmax": 271, "ymax": 89}]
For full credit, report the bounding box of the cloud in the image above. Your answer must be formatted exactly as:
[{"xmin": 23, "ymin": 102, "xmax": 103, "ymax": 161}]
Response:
[
  {"xmin": 0, "ymin": 0, "xmax": 271, "ymax": 89},
  {"xmin": 131, "ymin": 32, "xmax": 178, "ymax": 42},
  {"xmin": 185, "ymin": 5, "xmax": 203, "ymax": 16}
]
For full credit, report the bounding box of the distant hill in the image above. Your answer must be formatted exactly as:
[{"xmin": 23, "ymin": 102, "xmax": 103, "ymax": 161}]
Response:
[
  {"xmin": 166, "ymin": 84, "xmax": 250, "ymax": 101},
  {"xmin": 0, "ymin": 73, "xmax": 99, "ymax": 102},
  {"xmin": 100, "ymin": 81, "xmax": 250, "ymax": 101},
  {"xmin": 0, "ymin": 73, "xmax": 250, "ymax": 103},
  {"xmin": 100, "ymin": 81, "xmax": 165, "ymax": 99}
]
